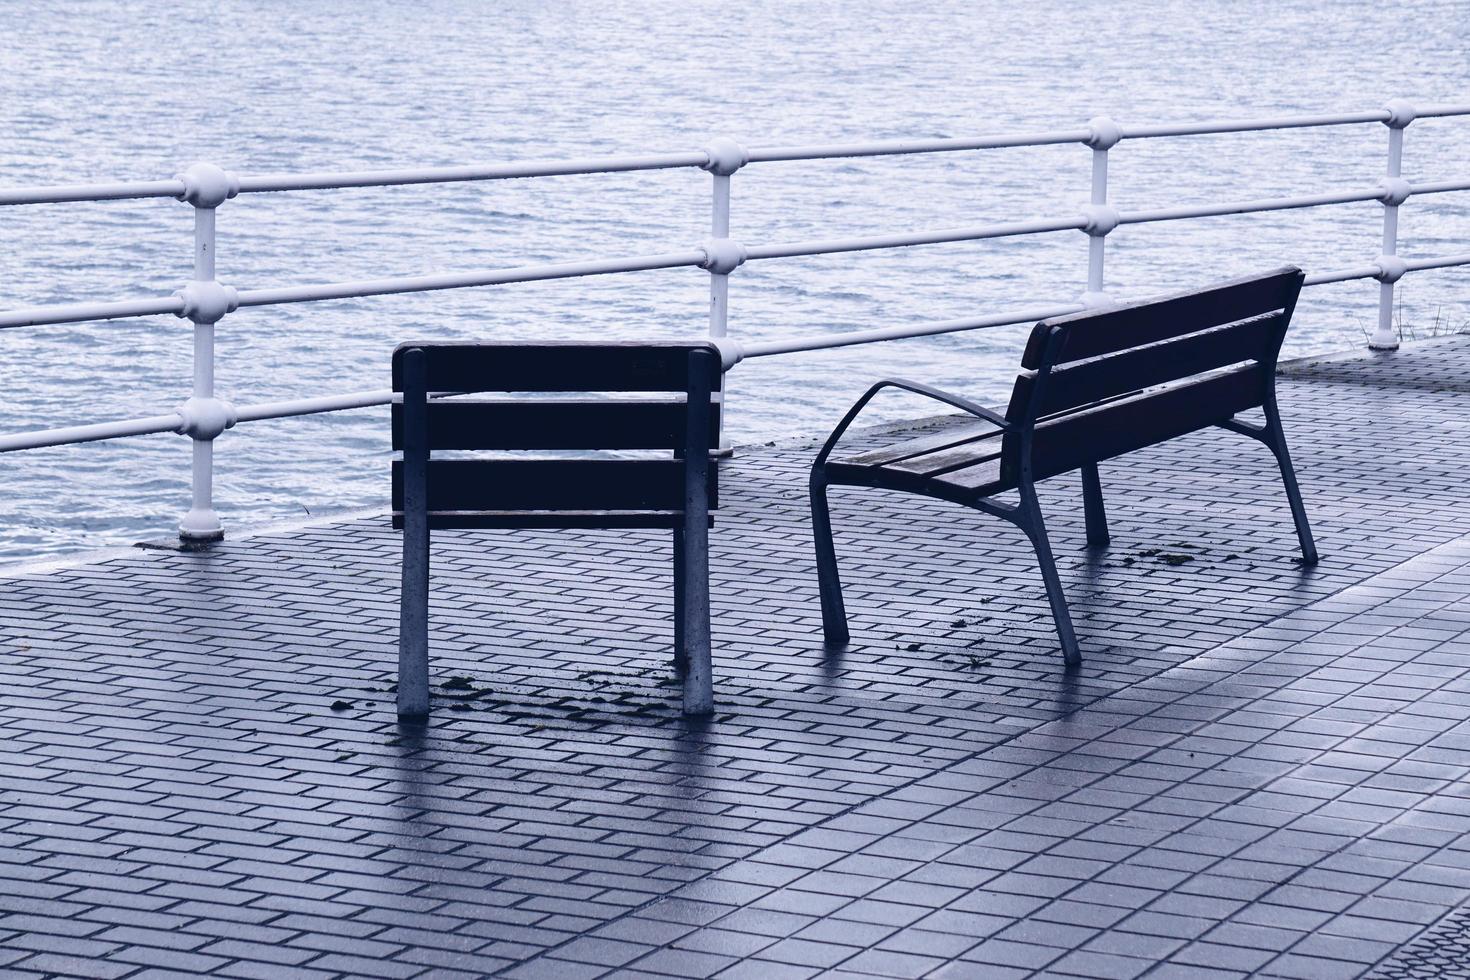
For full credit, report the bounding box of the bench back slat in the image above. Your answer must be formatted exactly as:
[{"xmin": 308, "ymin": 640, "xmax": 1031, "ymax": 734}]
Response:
[
  {"xmin": 391, "ymin": 400, "xmax": 721, "ymax": 451},
  {"xmin": 996, "ymin": 267, "xmax": 1302, "ymax": 485},
  {"xmin": 1011, "ymin": 311, "xmax": 1285, "ymax": 418},
  {"xmin": 392, "ymin": 459, "xmax": 719, "ymax": 512},
  {"xmin": 392, "ymin": 342, "xmax": 711, "ymax": 393},
  {"xmin": 1020, "ymin": 266, "xmax": 1303, "ymax": 369},
  {"xmin": 392, "ymin": 342, "xmax": 721, "ymax": 531},
  {"xmin": 1016, "ymin": 365, "xmax": 1269, "ymax": 483}
]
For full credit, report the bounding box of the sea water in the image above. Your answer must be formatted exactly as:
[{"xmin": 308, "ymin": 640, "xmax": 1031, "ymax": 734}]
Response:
[{"xmin": 0, "ymin": 0, "xmax": 1466, "ymax": 559}]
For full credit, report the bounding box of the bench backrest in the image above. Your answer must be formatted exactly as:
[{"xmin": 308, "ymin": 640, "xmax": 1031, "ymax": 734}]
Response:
[
  {"xmin": 391, "ymin": 342, "xmax": 722, "ymax": 530},
  {"xmin": 1001, "ymin": 266, "xmax": 1304, "ymax": 483}
]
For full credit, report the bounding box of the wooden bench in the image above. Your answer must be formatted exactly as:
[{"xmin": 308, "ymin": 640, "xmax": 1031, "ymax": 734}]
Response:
[
  {"xmin": 392, "ymin": 341, "xmax": 723, "ymax": 718},
  {"xmin": 809, "ymin": 267, "xmax": 1318, "ymax": 666}
]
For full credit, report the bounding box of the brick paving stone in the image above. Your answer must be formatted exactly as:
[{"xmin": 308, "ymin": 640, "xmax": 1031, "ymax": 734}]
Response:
[{"xmin": 4, "ymin": 340, "xmax": 1470, "ymax": 977}]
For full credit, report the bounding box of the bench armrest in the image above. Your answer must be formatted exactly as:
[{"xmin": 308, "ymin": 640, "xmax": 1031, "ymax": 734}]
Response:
[{"xmin": 813, "ymin": 378, "xmax": 1012, "ymax": 468}]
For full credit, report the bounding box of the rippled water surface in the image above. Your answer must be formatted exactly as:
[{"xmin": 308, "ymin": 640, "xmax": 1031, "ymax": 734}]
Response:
[{"xmin": 1, "ymin": 0, "xmax": 1467, "ymax": 560}]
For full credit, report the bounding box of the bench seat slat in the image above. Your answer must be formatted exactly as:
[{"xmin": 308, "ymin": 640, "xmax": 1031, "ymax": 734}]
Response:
[
  {"xmin": 884, "ymin": 440, "xmax": 1005, "ymax": 479},
  {"xmin": 391, "ymin": 400, "xmax": 720, "ymax": 451},
  {"xmin": 838, "ymin": 421, "xmax": 1002, "ymax": 469},
  {"xmin": 391, "ymin": 458, "xmax": 719, "ymax": 512},
  {"xmin": 920, "ymin": 457, "xmax": 1006, "ymax": 500}
]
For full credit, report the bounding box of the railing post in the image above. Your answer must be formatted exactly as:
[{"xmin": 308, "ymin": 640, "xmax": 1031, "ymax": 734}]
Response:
[
  {"xmin": 1081, "ymin": 117, "xmax": 1122, "ymax": 307},
  {"xmin": 172, "ymin": 163, "xmax": 240, "ymax": 544},
  {"xmin": 701, "ymin": 138, "xmax": 748, "ymax": 457},
  {"xmin": 1371, "ymin": 100, "xmax": 1416, "ymax": 351}
]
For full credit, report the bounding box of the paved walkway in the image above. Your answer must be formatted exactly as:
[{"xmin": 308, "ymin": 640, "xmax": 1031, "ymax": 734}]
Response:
[{"xmin": 2, "ymin": 337, "xmax": 1470, "ymax": 979}]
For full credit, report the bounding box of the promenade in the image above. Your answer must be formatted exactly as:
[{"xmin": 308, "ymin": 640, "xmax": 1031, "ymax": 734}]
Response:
[{"xmin": 2, "ymin": 336, "xmax": 1470, "ymax": 979}]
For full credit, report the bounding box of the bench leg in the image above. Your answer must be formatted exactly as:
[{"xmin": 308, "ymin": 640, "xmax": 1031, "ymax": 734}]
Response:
[
  {"xmin": 810, "ymin": 476, "xmax": 850, "ymax": 645},
  {"xmin": 398, "ymin": 348, "xmax": 431, "ymax": 719},
  {"xmin": 1018, "ymin": 491, "xmax": 1082, "ymax": 668},
  {"xmin": 680, "ymin": 518, "xmax": 713, "ymax": 717},
  {"xmin": 672, "ymin": 527, "xmax": 688, "ymax": 678},
  {"xmin": 1265, "ymin": 407, "xmax": 1319, "ymax": 565},
  {"xmin": 1081, "ymin": 463, "xmax": 1110, "ymax": 548},
  {"xmin": 397, "ymin": 520, "xmax": 430, "ymax": 719}
]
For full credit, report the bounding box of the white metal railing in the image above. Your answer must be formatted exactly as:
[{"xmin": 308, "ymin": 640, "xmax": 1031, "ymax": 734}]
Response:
[{"xmin": 1, "ymin": 100, "xmax": 1467, "ymax": 543}]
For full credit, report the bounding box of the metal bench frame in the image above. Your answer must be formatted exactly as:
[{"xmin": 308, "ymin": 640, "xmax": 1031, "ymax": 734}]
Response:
[
  {"xmin": 810, "ymin": 267, "xmax": 1318, "ymax": 666},
  {"xmin": 393, "ymin": 341, "xmax": 722, "ymax": 718}
]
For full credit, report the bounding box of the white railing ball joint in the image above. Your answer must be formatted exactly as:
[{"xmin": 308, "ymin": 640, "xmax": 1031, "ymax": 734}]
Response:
[
  {"xmin": 176, "ymin": 396, "xmax": 238, "ymax": 441},
  {"xmin": 1085, "ymin": 116, "xmax": 1123, "ymax": 151},
  {"xmin": 709, "ymin": 336, "xmax": 746, "ymax": 371},
  {"xmin": 1383, "ymin": 100, "xmax": 1417, "ymax": 130},
  {"xmin": 1373, "ymin": 255, "xmax": 1409, "ymax": 284},
  {"xmin": 1082, "ymin": 204, "xmax": 1120, "ymax": 238},
  {"xmin": 699, "ymin": 238, "xmax": 747, "ymax": 275},
  {"xmin": 174, "ymin": 162, "xmax": 240, "ymax": 209},
  {"xmin": 1378, "ymin": 178, "xmax": 1413, "ymax": 207},
  {"xmin": 173, "ymin": 281, "xmax": 239, "ymax": 324},
  {"xmin": 701, "ymin": 138, "xmax": 749, "ymax": 177}
]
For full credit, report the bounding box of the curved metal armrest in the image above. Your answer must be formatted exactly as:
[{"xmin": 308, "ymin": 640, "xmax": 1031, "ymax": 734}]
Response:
[{"xmin": 813, "ymin": 378, "xmax": 1012, "ymax": 468}]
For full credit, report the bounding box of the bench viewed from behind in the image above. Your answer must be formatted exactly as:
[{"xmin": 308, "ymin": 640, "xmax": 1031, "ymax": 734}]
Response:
[
  {"xmin": 392, "ymin": 342, "xmax": 723, "ymax": 718},
  {"xmin": 810, "ymin": 266, "xmax": 1318, "ymax": 666}
]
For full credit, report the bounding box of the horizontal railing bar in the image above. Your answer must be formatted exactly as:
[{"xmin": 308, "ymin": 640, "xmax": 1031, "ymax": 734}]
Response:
[
  {"xmin": 0, "ymin": 105, "xmax": 1465, "ymax": 207},
  {"xmin": 234, "ymin": 250, "xmax": 708, "ymax": 307},
  {"xmin": 1121, "ymin": 110, "xmax": 1392, "ymax": 140},
  {"xmin": 743, "ymin": 303, "xmax": 1086, "ymax": 357},
  {"xmin": 0, "ymin": 179, "xmax": 186, "ymax": 207},
  {"xmin": 4, "ymin": 247, "xmax": 1465, "ymax": 453},
  {"xmin": 236, "ymin": 152, "xmax": 712, "ymax": 194},
  {"xmin": 746, "ymin": 130, "xmax": 1091, "ymax": 163},
  {"xmin": 0, "ymin": 295, "xmax": 185, "ymax": 330},
  {"xmin": 0, "ymin": 413, "xmax": 183, "ymax": 453},
  {"xmin": 746, "ymin": 249, "xmax": 1470, "ymax": 356},
  {"xmin": 1405, "ymin": 252, "xmax": 1470, "ymax": 272},
  {"xmin": 1117, "ymin": 107, "xmax": 1464, "ymax": 141},
  {"xmin": 1414, "ymin": 104, "xmax": 1470, "ymax": 119},
  {"xmin": 237, "ymin": 388, "xmax": 480, "ymax": 422},
  {"xmin": 1410, "ymin": 178, "xmax": 1470, "ymax": 195},
  {"xmin": 746, "ymin": 217, "xmax": 1087, "ymax": 261},
  {"xmin": 5, "ymin": 187, "xmax": 1467, "ymax": 328},
  {"xmin": 1303, "ymin": 265, "xmax": 1384, "ymax": 286},
  {"xmin": 235, "ymin": 389, "xmax": 395, "ymax": 422},
  {"xmin": 5, "ymin": 390, "xmax": 438, "ymax": 453},
  {"xmin": 1120, "ymin": 187, "xmax": 1384, "ymax": 225}
]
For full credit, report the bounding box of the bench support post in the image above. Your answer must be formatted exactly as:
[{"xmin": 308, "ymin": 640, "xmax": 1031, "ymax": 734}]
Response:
[
  {"xmin": 1080, "ymin": 463, "xmax": 1110, "ymax": 548},
  {"xmin": 397, "ymin": 348, "xmax": 431, "ymax": 719},
  {"xmin": 1017, "ymin": 488, "xmax": 1082, "ymax": 668},
  {"xmin": 1218, "ymin": 410, "xmax": 1319, "ymax": 566},
  {"xmin": 672, "ymin": 527, "xmax": 688, "ymax": 678},
  {"xmin": 680, "ymin": 349, "xmax": 716, "ymax": 716},
  {"xmin": 1264, "ymin": 404, "xmax": 1319, "ymax": 565},
  {"xmin": 810, "ymin": 476, "xmax": 850, "ymax": 646}
]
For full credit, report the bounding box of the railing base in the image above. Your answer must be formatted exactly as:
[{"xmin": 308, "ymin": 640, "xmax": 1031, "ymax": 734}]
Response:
[
  {"xmin": 178, "ymin": 502, "xmax": 224, "ymax": 545},
  {"xmin": 1368, "ymin": 340, "xmax": 1401, "ymax": 351},
  {"xmin": 179, "ymin": 530, "xmax": 225, "ymax": 544}
]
